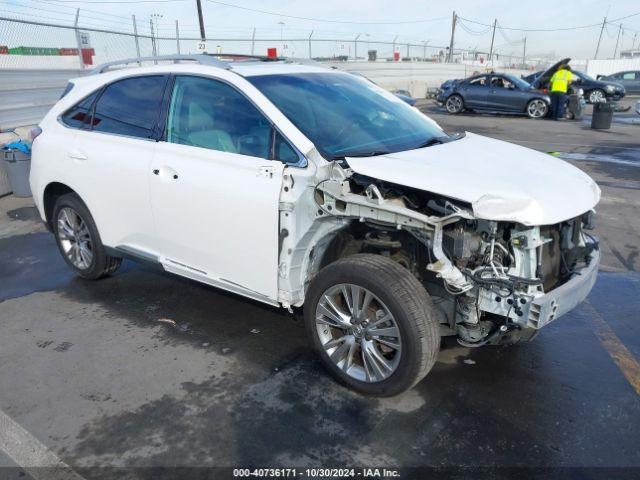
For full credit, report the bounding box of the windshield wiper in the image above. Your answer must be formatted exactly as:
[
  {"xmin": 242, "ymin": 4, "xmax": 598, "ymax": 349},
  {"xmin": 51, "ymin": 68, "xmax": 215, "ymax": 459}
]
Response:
[
  {"xmin": 415, "ymin": 132, "xmax": 466, "ymax": 149},
  {"xmin": 336, "ymin": 150, "xmax": 391, "ymax": 159}
]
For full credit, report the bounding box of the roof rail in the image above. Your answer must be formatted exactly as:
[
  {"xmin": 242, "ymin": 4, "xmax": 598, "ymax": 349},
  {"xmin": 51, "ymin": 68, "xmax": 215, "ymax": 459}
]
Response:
[{"xmin": 90, "ymin": 54, "xmax": 231, "ymax": 75}]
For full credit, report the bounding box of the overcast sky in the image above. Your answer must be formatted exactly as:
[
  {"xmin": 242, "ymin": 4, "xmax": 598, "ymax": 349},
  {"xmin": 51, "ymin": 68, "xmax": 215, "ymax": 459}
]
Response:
[{"xmin": 3, "ymin": 0, "xmax": 640, "ymax": 58}]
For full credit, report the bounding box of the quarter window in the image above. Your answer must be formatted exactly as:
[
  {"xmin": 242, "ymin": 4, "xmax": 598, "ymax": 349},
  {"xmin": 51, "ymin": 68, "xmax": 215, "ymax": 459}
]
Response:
[
  {"xmin": 92, "ymin": 75, "xmax": 167, "ymax": 139},
  {"xmin": 166, "ymin": 76, "xmax": 272, "ymax": 159},
  {"xmin": 61, "ymin": 91, "xmax": 99, "ymax": 129}
]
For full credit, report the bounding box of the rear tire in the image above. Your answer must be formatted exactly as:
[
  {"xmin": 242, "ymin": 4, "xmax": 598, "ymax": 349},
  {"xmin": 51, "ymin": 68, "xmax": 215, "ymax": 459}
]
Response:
[
  {"xmin": 304, "ymin": 254, "xmax": 440, "ymax": 396},
  {"xmin": 52, "ymin": 193, "xmax": 122, "ymax": 280},
  {"xmin": 445, "ymin": 94, "xmax": 464, "ymax": 114}
]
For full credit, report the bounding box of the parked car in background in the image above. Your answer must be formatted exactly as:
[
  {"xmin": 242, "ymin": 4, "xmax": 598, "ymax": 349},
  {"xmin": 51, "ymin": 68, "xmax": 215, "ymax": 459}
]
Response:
[
  {"xmin": 524, "ymin": 59, "xmax": 626, "ymax": 103},
  {"xmin": 436, "ymin": 73, "xmax": 550, "ymax": 118},
  {"xmin": 597, "ymin": 71, "xmax": 640, "ymax": 95},
  {"xmin": 392, "ymin": 89, "xmax": 417, "ymax": 106}
]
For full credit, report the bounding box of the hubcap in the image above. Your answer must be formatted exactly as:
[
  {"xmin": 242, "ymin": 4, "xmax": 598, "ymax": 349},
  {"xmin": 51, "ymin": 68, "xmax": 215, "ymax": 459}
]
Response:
[
  {"xmin": 590, "ymin": 90, "xmax": 604, "ymax": 103},
  {"xmin": 528, "ymin": 100, "xmax": 546, "ymax": 118},
  {"xmin": 315, "ymin": 283, "xmax": 402, "ymax": 383},
  {"xmin": 57, "ymin": 207, "xmax": 93, "ymax": 270}
]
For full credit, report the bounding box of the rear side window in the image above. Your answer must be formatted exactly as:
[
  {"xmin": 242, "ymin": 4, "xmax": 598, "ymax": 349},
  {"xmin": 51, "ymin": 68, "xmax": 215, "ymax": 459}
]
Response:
[
  {"xmin": 92, "ymin": 75, "xmax": 167, "ymax": 139},
  {"xmin": 61, "ymin": 91, "xmax": 99, "ymax": 129}
]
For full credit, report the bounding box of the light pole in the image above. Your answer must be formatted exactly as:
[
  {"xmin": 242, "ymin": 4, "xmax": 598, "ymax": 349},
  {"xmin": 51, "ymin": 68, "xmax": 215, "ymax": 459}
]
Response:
[{"xmin": 151, "ymin": 14, "xmax": 163, "ymax": 55}]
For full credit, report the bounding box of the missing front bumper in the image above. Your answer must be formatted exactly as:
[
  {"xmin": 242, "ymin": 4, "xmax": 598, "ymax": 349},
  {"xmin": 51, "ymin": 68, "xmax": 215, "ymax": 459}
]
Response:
[{"xmin": 528, "ymin": 248, "xmax": 600, "ymax": 329}]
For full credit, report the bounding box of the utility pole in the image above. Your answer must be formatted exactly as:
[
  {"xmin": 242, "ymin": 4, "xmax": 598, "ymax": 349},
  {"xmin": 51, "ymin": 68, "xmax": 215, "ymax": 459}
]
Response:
[
  {"xmin": 196, "ymin": 0, "xmax": 206, "ymax": 41},
  {"xmin": 74, "ymin": 8, "xmax": 83, "ymax": 69},
  {"xmin": 151, "ymin": 14, "xmax": 163, "ymax": 55},
  {"xmin": 613, "ymin": 24, "xmax": 622, "ymax": 58},
  {"xmin": 633, "ymin": 33, "xmax": 638, "ymax": 50},
  {"xmin": 149, "ymin": 19, "xmax": 157, "ymax": 59},
  {"xmin": 522, "ymin": 36, "xmax": 526, "ymax": 67},
  {"xmin": 354, "ymin": 33, "xmax": 361, "ymax": 60},
  {"xmin": 308, "ymin": 30, "xmax": 313, "ymax": 59},
  {"xmin": 488, "ymin": 18, "xmax": 497, "ymax": 66},
  {"xmin": 594, "ymin": 16, "xmax": 606, "ymax": 59},
  {"xmin": 447, "ymin": 11, "xmax": 457, "ymax": 62},
  {"xmin": 176, "ymin": 20, "xmax": 180, "ymax": 54}
]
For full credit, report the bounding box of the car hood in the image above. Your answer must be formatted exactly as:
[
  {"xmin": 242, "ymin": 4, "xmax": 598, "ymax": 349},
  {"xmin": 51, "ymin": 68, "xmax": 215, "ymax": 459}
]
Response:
[
  {"xmin": 530, "ymin": 57, "xmax": 571, "ymax": 89},
  {"xmin": 345, "ymin": 132, "xmax": 600, "ymax": 226}
]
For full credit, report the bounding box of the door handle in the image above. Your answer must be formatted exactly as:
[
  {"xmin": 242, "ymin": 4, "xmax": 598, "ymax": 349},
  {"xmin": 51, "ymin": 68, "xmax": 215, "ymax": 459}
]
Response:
[{"xmin": 68, "ymin": 150, "xmax": 87, "ymax": 161}]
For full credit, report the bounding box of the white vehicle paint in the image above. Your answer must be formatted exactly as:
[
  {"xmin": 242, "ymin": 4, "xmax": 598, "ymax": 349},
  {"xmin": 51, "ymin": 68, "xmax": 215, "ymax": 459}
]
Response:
[
  {"xmin": 29, "ymin": 55, "xmax": 601, "ymax": 394},
  {"xmin": 346, "ymin": 132, "xmax": 601, "ymax": 226}
]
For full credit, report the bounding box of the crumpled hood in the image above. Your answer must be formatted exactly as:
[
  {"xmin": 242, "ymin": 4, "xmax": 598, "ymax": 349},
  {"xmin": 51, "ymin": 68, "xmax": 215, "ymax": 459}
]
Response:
[{"xmin": 345, "ymin": 132, "xmax": 600, "ymax": 226}]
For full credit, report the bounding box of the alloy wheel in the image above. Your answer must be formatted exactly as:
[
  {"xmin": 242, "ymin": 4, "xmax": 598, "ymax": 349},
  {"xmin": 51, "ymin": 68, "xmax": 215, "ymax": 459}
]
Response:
[
  {"xmin": 57, "ymin": 207, "xmax": 93, "ymax": 270},
  {"xmin": 315, "ymin": 283, "xmax": 402, "ymax": 383},
  {"xmin": 527, "ymin": 99, "xmax": 547, "ymax": 118},
  {"xmin": 589, "ymin": 90, "xmax": 605, "ymax": 103},
  {"xmin": 446, "ymin": 96, "xmax": 463, "ymax": 113}
]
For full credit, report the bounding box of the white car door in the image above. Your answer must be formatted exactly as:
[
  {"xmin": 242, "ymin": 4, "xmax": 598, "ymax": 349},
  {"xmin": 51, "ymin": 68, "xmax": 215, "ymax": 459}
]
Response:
[
  {"xmin": 149, "ymin": 74, "xmax": 294, "ymax": 303},
  {"xmin": 68, "ymin": 74, "xmax": 168, "ymax": 253}
]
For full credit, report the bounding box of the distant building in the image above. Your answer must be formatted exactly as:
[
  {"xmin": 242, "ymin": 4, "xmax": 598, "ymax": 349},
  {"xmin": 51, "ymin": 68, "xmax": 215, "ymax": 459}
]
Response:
[{"xmin": 620, "ymin": 49, "xmax": 640, "ymax": 59}]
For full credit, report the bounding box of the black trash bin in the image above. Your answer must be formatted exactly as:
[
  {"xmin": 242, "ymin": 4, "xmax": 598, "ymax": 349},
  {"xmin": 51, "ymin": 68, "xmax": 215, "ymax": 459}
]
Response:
[{"xmin": 591, "ymin": 101, "xmax": 613, "ymax": 129}]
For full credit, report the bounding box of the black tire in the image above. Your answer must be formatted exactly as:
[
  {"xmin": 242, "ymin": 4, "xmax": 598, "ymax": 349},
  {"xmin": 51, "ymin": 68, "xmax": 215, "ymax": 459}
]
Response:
[
  {"xmin": 52, "ymin": 193, "xmax": 122, "ymax": 280},
  {"xmin": 304, "ymin": 254, "xmax": 440, "ymax": 396},
  {"xmin": 445, "ymin": 94, "xmax": 464, "ymax": 114}
]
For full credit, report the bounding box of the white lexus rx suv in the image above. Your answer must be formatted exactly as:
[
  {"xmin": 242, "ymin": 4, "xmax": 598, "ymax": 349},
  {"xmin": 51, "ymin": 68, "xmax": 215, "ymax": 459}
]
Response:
[{"xmin": 30, "ymin": 54, "xmax": 601, "ymax": 396}]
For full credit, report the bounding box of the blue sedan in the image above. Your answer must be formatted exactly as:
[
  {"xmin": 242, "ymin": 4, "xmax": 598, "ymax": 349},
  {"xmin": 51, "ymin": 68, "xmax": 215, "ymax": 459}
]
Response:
[{"xmin": 436, "ymin": 73, "xmax": 551, "ymax": 119}]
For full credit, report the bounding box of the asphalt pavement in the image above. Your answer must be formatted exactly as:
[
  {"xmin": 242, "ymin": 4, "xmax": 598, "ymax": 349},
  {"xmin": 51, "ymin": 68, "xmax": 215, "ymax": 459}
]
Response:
[{"xmin": 0, "ymin": 101, "xmax": 639, "ymax": 479}]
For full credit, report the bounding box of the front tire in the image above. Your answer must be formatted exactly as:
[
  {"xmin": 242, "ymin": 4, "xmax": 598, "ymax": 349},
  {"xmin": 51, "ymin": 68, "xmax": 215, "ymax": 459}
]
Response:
[
  {"xmin": 53, "ymin": 193, "xmax": 122, "ymax": 280},
  {"xmin": 526, "ymin": 98, "xmax": 548, "ymax": 119},
  {"xmin": 445, "ymin": 94, "xmax": 464, "ymax": 114},
  {"xmin": 304, "ymin": 254, "xmax": 440, "ymax": 396}
]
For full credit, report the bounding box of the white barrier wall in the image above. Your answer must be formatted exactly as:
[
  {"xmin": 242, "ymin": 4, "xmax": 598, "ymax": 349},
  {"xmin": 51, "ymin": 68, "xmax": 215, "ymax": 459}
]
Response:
[
  {"xmin": 585, "ymin": 58, "xmax": 640, "ymax": 78},
  {"xmin": 328, "ymin": 61, "xmax": 529, "ymax": 97}
]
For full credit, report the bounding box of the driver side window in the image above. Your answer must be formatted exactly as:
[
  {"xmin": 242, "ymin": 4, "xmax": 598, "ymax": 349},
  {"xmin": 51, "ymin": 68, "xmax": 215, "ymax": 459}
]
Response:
[
  {"xmin": 491, "ymin": 76, "xmax": 513, "ymax": 89},
  {"xmin": 167, "ymin": 76, "xmax": 272, "ymax": 159}
]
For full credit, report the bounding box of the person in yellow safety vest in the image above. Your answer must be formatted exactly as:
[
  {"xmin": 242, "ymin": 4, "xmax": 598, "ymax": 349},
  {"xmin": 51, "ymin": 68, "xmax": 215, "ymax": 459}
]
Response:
[{"xmin": 549, "ymin": 65, "xmax": 576, "ymax": 120}]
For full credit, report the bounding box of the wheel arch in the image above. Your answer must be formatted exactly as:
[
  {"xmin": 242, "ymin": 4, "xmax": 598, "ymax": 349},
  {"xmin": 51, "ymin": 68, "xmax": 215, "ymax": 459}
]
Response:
[{"xmin": 43, "ymin": 182, "xmax": 78, "ymax": 230}]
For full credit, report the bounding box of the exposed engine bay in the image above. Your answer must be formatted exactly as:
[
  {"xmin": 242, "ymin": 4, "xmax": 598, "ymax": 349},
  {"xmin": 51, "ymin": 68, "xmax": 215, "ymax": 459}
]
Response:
[{"xmin": 312, "ymin": 162, "xmax": 599, "ymax": 346}]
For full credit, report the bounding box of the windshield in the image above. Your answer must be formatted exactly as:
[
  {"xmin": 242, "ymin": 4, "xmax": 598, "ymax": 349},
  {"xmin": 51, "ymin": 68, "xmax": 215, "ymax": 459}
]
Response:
[
  {"xmin": 504, "ymin": 74, "xmax": 531, "ymax": 90},
  {"xmin": 574, "ymin": 71, "xmax": 594, "ymax": 82},
  {"xmin": 248, "ymin": 72, "xmax": 446, "ymax": 159}
]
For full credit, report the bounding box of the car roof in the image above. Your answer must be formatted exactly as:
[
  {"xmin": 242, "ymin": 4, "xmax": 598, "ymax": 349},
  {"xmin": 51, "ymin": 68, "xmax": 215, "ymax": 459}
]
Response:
[
  {"xmin": 77, "ymin": 58, "xmax": 330, "ymax": 80},
  {"xmin": 67, "ymin": 60, "xmax": 338, "ymax": 93}
]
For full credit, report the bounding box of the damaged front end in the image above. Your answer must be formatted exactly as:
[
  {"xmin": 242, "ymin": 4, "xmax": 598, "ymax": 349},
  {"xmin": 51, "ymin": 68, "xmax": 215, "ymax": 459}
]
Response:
[{"xmin": 314, "ymin": 163, "xmax": 600, "ymax": 346}]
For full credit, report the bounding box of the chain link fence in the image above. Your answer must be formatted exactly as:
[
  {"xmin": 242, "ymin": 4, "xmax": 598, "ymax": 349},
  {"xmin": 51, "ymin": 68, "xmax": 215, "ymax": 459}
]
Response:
[{"xmin": 1, "ymin": 15, "xmax": 488, "ymax": 70}]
